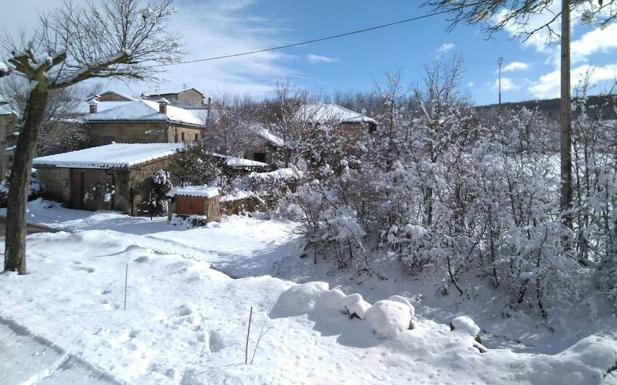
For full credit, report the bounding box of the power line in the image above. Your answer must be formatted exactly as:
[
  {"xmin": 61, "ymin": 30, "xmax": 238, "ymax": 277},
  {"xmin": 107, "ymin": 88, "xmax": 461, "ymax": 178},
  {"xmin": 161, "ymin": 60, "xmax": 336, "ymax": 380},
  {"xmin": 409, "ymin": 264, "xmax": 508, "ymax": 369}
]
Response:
[{"xmin": 154, "ymin": 9, "xmax": 454, "ymax": 67}]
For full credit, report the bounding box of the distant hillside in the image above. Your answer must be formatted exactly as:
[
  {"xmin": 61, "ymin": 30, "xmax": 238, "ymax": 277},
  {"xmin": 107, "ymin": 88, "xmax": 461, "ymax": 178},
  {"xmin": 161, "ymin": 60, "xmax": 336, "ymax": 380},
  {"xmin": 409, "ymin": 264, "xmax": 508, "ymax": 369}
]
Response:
[{"xmin": 476, "ymin": 95, "xmax": 617, "ymax": 120}]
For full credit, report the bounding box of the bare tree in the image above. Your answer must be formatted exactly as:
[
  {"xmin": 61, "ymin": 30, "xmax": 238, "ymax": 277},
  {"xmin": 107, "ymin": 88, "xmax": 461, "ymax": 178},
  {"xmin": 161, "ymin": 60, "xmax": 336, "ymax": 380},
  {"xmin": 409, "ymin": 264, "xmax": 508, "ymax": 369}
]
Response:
[
  {"xmin": 422, "ymin": 0, "xmax": 617, "ymax": 247},
  {"xmin": 1, "ymin": 77, "xmax": 89, "ymax": 156},
  {"xmin": 0, "ymin": 0, "xmax": 181, "ymax": 274}
]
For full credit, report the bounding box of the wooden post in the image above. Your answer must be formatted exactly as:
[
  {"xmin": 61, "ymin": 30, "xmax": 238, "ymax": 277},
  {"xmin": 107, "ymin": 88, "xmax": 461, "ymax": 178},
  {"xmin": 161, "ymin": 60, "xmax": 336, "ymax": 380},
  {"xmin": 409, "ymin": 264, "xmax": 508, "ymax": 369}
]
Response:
[
  {"xmin": 123, "ymin": 263, "xmax": 129, "ymax": 310},
  {"xmin": 245, "ymin": 306, "xmax": 253, "ymax": 364}
]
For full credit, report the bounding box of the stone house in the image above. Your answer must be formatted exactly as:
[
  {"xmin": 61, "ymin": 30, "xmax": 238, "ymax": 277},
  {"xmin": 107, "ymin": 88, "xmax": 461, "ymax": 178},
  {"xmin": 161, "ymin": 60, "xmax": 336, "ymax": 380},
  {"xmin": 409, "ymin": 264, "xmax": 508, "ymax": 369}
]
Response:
[
  {"xmin": 33, "ymin": 143, "xmax": 184, "ymax": 214},
  {"xmin": 144, "ymin": 88, "xmax": 206, "ymax": 108},
  {"xmin": 241, "ymin": 104, "xmax": 377, "ymax": 166},
  {"xmin": 243, "ymin": 127, "xmax": 285, "ymax": 165},
  {"xmin": 84, "ymin": 99, "xmax": 206, "ymax": 146},
  {"xmin": 296, "ymin": 103, "xmax": 378, "ymax": 136}
]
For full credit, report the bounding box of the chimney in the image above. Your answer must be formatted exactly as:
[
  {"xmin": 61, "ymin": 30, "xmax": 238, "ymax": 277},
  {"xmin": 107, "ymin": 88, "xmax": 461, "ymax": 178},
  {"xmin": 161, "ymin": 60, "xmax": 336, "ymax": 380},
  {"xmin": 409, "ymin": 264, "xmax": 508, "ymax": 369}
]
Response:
[
  {"xmin": 158, "ymin": 98, "xmax": 169, "ymax": 114},
  {"xmin": 89, "ymin": 100, "xmax": 98, "ymax": 114}
]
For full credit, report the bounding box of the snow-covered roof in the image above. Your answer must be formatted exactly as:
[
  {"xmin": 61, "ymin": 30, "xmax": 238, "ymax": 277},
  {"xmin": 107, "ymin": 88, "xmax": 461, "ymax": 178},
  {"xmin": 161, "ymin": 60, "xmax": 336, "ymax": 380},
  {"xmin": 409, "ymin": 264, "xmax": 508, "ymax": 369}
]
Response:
[
  {"xmin": 211, "ymin": 152, "xmax": 269, "ymax": 169},
  {"xmin": 76, "ymin": 101, "xmax": 131, "ymax": 115},
  {"xmin": 33, "ymin": 143, "xmax": 184, "ymax": 169},
  {"xmin": 84, "ymin": 100, "xmax": 205, "ymax": 126},
  {"xmin": 257, "ymin": 128, "xmax": 285, "ymax": 147},
  {"xmin": 297, "ymin": 103, "xmax": 377, "ymax": 125},
  {"xmin": 167, "ymin": 185, "xmax": 219, "ymax": 198},
  {"xmin": 225, "ymin": 156, "xmax": 268, "ymax": 169}
]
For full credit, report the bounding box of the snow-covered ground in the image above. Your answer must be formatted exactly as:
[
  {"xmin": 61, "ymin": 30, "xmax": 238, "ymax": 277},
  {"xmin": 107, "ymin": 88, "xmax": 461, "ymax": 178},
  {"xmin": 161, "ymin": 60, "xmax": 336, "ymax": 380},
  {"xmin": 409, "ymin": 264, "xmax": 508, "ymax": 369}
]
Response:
[{"xmin": 1, "ymin": 200, "xmax": 617, "ymax": 385}]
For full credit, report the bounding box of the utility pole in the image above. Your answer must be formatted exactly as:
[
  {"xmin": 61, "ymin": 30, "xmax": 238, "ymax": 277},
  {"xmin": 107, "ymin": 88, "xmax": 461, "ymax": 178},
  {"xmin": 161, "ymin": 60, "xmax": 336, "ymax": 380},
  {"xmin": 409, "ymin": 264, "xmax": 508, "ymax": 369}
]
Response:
[
  {"xmin": 560, "ymin": 0, "xmax": 573, "ymax": 247},
  {"xmin": 497, "ymin": 57, "xmax": 503, "ymax": 105}
]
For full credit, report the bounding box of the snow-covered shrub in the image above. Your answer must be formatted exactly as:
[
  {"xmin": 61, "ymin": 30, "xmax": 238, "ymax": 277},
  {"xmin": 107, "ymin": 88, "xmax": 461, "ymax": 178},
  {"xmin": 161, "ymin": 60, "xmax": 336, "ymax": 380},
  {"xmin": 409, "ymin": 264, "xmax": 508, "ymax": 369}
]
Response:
[
  {"xmin": 170, "ymin": 214, "xmax": 209, "ymax": 228},
  {"xmin": 0, "ymin": 170, "xmax": 45, "ymax": 207},
  {"xmin": 273, "ymin": 71, "xmax": 617, "ymax": 316},
  {"xmin": 450, "ymin": 315, "xmax": 481, "ymax": 342},
  {"xmin": 83, "ymin": 180, "xmax": 114, "ymax": 208},
  {"xmin": 139, "ymin": 169, "xmax": 172, "ymax": 216},
  {"xmin": 365, "ymin": 299, "xmax": 414, "ymax": 338},
  {"xmin": 169, "ymin": 144, "xmax": 222, "ymax": 187}
]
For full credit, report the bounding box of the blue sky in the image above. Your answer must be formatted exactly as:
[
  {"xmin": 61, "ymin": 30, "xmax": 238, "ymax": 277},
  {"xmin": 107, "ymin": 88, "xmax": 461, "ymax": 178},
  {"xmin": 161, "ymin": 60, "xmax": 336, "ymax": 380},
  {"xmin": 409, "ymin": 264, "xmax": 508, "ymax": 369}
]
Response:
[{"xmin": 2, "ymin": 0, "xmax": 616, "ymax": 104}]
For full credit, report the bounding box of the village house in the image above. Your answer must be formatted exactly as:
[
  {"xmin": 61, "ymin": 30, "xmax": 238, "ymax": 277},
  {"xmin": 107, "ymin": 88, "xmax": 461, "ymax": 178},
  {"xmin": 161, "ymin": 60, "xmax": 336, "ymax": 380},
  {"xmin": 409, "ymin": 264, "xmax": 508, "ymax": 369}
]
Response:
[
  {"xmin": 143, "ymin": 88, "xmax": 207, "ymax": 109},
  {"xmin": 33, "ymin": 143, "xmax": 184, "ymax": 214},
  {"xmin": 0, "ymin": 95, "xmax": 17, "ymax": 177},
  {"xmin": 297, "ymin": 103, "xmax": 377, "ymax": 135},
  {"xmin": 84, "ymin": 98, "xmax": 206, "ymax": 146},
  {"xmin": 241, "ymin": 103, "xmax": 377, "ymax": 166}
]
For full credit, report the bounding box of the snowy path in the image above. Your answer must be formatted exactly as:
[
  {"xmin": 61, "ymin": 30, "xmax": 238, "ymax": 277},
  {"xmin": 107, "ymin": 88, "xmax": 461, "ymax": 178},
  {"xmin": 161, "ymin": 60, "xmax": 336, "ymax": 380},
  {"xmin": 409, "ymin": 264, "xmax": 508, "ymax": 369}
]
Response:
[{"xmin": 0, "ymin": 318, "xmax": 125, "ymax": 385}]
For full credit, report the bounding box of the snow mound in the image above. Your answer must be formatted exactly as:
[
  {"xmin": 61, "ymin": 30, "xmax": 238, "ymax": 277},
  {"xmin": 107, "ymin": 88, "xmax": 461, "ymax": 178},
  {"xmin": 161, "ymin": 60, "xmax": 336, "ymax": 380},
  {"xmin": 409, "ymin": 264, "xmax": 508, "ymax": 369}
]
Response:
[
  {"xmin": 365, "ymin": 300, "xmax": 414, "ymax": 338},
  {"xmin": 450, "ymin": 315, "xmax": 481, "ymax": 339},
  {"xmin": 271, "ymin": 283, "xmax": 415, "ymax": 339},
  {"xmin": 342, "ymin": 293, "xmax": 371, "ymax": 319},
  {"xmin": 270, "ymin": 281, "xmax": 331, "ymax": 317}
]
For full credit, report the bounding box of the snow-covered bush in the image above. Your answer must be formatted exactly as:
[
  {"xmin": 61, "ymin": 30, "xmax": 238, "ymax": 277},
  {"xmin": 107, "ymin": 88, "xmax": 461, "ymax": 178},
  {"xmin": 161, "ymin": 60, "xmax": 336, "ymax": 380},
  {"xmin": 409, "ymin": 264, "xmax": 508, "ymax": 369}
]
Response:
[
  {"xmin": 0, "ymin": 170, "xmax": 45, "ymax": 207},
  {"xmin": 276, "ymin": 67, "xmax": 617, "ymax": 317},
  {"xmin": 140, "ymin": 169, "xmax": 172, "ymax": 216},
  {"xmin": 365, "ymin": 299, "xmax": 414, "ymax": 338},
  {"xmin": 83, "ymin": 180, "xmax": 114, "ymax": 208}
]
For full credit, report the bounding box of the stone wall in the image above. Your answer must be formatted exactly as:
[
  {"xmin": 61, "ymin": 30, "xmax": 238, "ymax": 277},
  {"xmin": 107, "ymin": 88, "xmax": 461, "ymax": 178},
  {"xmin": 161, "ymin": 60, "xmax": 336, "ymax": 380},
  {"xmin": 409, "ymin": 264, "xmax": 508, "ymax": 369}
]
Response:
[
  {"xmin": 37, "ymin": 167, "xmax": 71, "ymax": 203},
  {"xmin": 87, "ymin": 122, "xmax": 202, "ymax": 146}
]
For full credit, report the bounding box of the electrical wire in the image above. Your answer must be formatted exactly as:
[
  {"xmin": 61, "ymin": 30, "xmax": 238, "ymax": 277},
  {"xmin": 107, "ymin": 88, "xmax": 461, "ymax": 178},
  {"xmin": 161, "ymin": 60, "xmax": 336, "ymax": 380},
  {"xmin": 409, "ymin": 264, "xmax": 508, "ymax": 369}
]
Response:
[{"xmin": 154, "ymin": 9, "xmax": 454, "ymax": 67}]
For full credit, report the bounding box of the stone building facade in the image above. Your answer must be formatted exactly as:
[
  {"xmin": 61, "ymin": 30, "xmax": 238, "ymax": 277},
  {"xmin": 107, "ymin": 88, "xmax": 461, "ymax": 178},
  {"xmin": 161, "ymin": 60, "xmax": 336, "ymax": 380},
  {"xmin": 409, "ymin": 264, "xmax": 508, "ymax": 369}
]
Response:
[
  {"xmin": 85, "ymin": 99, "xmax": 205, "ymax": 146},
  {"xmin": 34, "ymin": 143, "xmax": 182, "ymax": 215}
]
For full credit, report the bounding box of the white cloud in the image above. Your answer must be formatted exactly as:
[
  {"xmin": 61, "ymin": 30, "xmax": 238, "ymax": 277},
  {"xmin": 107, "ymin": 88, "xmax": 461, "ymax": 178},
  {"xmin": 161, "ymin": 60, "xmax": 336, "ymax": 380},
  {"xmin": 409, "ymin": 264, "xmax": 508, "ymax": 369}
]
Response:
[
  {"xmin": 436, "ymin": 43, "xmax": 455, "ymax": 54},
  {"xmin": 306, "ymin": 54, "xmax": 339, "ymax": 63},
  {"xmin": 528, "ymin": 63, "xmax": 617, "ymax": 98},
  {"xmin": 571, "ymin": 23, "xmax": 617, "ymax": 64},
  {"xmin": 502, "ymin": 61, "xmax": 530, "ymax": 72},
  {"xmin": 490, "ymin": 77, "xmax": 519, "ymax": 91},
  {"xmin": 1, "ymin": 0, "xmax": 296, "ymax": 97}
]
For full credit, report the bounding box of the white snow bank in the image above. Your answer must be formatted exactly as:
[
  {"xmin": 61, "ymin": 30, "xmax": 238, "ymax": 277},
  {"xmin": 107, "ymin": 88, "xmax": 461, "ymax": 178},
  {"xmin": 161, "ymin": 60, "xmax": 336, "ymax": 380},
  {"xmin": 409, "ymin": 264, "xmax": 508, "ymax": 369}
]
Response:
[
  {"xmin": 1, "ymin": 224, "xmax": 617, "ymax": 385},
  {"xmin": 33, "ymin": 143, "xmax": 184, "ymax": 169},
  {"xmin": 270, "ymin": 281, "xmax": 415, "ymax": 338},
  {"xmin": 167, "ymin": 185, "xmax": 219, "ymax": 198}
]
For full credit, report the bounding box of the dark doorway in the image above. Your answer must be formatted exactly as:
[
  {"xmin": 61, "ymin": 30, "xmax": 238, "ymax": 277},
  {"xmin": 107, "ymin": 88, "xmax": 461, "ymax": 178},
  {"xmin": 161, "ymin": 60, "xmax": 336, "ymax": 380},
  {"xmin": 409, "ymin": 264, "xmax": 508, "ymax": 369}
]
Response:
[{"xmin": 253, "ymin": 152, "xmax": 266, "ymax": 163}]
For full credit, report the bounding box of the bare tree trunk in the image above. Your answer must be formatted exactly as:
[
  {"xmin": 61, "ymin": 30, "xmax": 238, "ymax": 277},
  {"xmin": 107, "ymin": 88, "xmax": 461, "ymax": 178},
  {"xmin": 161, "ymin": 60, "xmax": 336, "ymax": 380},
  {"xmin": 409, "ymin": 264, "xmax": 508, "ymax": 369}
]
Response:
[
  {"xmin": 4, "ymin": 86, "xmax": 48, "ymax": 274},
  {"xmin": 560, "ymin": 0, "xmax": 573, "ymax": 243}
]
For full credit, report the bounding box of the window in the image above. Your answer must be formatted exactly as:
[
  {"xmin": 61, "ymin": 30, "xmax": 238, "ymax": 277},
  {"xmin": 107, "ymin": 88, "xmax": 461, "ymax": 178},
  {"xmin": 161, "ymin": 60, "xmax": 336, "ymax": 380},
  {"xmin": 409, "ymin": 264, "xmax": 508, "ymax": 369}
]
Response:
[
  {"xmin": 194, "ymin": 133, "xmax": 199, "ymax": 142},
  {"xmin": 181, "ymin": 132, "xmax": 186, "ymax": 142},
  {"xmin": 174, "ymin": 133, "xmax": 178, "ymax": 143},
  {"xmin": 253, "ymin": 152, "xmax": 266, "ymax": 163}
]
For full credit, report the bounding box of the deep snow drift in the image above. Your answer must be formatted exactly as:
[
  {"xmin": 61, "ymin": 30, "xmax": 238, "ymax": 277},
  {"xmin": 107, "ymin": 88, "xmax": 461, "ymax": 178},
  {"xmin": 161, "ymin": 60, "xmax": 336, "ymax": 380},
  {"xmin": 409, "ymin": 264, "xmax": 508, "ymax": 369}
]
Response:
[{"xmin": 1, "ymin": 200, "xmax": 617, "ymax": 384}]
